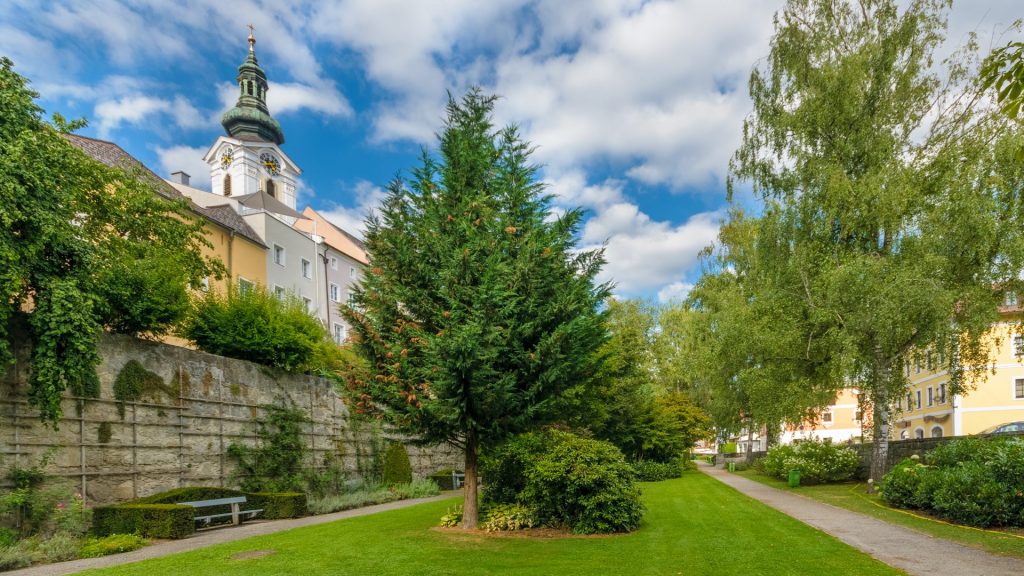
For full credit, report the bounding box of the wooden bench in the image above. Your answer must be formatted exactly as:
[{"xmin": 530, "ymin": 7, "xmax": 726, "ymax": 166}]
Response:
[{"xmin": 179, "ymin": 496, "xmax": 263, "ymax": 527}]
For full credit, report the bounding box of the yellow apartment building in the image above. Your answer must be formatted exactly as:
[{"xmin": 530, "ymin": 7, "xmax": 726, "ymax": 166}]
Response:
[{"xmin": 894, "ymin": 311, "xmax": 1024, "ymax": 439}]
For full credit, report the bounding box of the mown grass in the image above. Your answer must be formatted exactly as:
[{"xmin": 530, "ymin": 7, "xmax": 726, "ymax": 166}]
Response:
[
  {"xmin": 81, "ymin": 472, "xmax": 901, "ymax": 576},
  {"xmin": 735, "ymin": 469, "xmax": 1024, "ymax": 560}
]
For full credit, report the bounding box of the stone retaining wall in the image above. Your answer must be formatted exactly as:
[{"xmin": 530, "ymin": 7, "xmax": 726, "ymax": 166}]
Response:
[{"xmin": 0, "ymin": 334, "xmax": 461, "ymax": 505}]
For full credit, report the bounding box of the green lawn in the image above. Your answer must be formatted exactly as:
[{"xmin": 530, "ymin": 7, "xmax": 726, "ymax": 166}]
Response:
[
  {"xmin": 81, "ymin": 473, "xmax": 902, "ymax": 576},
  {"xmin": 735, "ymin": 469, "xmax": 1024, "ymax": 560}
]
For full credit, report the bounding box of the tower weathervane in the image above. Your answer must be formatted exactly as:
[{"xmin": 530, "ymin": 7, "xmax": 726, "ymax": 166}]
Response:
[{"xmin": 247, "ymin": 24, "xmax": 255, "ymax": 53}]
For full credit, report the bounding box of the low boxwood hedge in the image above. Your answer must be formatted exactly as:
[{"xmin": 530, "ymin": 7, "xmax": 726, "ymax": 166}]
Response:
[
  {"xmin": 93, "ymin": 487, "xmax": 308, "ymax": 538},
  {"xmin": 92, "ymin": 504, "xmax": 194, "ymax": 539},
  {"xmin": 247, "ymin": 492, "xmax": 307, "ymax": 519}
]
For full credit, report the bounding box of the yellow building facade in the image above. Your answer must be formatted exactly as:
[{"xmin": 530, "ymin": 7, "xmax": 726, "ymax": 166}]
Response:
[{"xmin": 894, "ymin": 319, "xmax": 1024, "ymax": 439}]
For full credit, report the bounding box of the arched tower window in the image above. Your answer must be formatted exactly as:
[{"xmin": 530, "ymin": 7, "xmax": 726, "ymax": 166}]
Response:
[
  {"xmin": 247, "ymin": 81, "xmax": 253, "ymax": 96},
  {"xmin": 265, "ymin": 179, "xmax": 276, "ymax": 198},
  {"xmin": 223, "ymin": 174, "xmax": 232, "ymax": 197}
]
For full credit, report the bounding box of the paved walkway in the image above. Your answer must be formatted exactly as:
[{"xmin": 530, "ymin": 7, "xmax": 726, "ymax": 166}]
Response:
[
  {"xmin": 8, "ymin": 492, "xmax": 458, "ymax": 576},
  {"xmin": 700, "ymin": 464, "xmax": 1024, "ymax": 576}
]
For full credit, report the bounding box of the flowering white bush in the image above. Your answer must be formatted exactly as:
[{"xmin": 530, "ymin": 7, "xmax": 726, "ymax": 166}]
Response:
[{"xmin": 760, "ymin": 439, "xmax": 859, "ymax": 484}]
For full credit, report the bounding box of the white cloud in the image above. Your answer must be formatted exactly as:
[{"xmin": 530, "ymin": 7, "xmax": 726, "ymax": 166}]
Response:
[
  {"xmin": 94, "ymin": 94, "xmax": 205, "ymax": 137},
  {"xmin": 319, "ymin": 180, "xmax": 388, "ymax": 239},
  {"xmin": 657, "ymin": 281, "xmax": 693, "ymax": 304},
  {"xmin": 267, "ymin": 81, "xmax": 352, "ymax": 118},
  {"xmin": 155, "ymin": 145, "xmax": 211, "ymax": 190},
  {"xmin": 582, "ymin": 209, "xmax": 721, "ymax": 295}
]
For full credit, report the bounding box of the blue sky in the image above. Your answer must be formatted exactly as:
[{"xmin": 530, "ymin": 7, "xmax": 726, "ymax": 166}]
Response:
[{"xmin": 2, "ymin": 1, "xmax": 1019, "ymax": 301}]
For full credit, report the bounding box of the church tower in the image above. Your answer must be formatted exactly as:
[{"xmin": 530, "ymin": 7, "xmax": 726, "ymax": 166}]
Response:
[{"xmin": 203, "ymin": 27, "xmax": 301, "ymax": 209}]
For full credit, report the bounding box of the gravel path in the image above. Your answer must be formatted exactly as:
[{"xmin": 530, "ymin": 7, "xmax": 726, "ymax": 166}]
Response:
[
  {"xmin": 6, "ymin": 492, "xmax": 458, "ymax": 576},
  {"xmin": 700, "ymin": 464, "xmax": 1024, "ymax": 576}
]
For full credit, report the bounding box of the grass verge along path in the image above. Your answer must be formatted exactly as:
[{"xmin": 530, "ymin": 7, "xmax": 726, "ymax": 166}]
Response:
[
  {"xmin": 78, "ymin": 473, "xmax": 900, "ymax": 576},
  {"xmin": 735, "ymin": 470, "xmax": 1024, "ymax": 560}
]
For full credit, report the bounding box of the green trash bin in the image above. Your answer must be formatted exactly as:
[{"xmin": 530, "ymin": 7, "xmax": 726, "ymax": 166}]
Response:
[
  {"xmin": 728, "ymin": 462, "xmax": 736, "ymax": 473},
  {"xmin": 788, "ymin": 469, "xmax": 801, "ymax": 487}
]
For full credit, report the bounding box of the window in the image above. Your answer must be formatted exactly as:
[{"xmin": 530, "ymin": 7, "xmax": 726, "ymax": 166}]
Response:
[
  {"xmin": 927, "ymin": 387, "xmax": 934, "ymax": 407},
  {"xmin": 266, "ymin": 179, "xmax": 276, "ymax": 198},
  {"xmin": 905, "ymin": 360, "xmax": 910, "ymax": 378},
  {"xmin": 854, "ymin": 410, "xmax": 863, "ymax": 422},
  {"xmin": 330, "ymin": 283, "xmax": 340, "ymax": 302},
  {"xmin": 302, "ymin": 297, "xmax": 312, "ymax": 313},
  {"xmin": 347, "ymin": 290, "xmax": 357, "ymax": 306},
  {"xmin": 223, "ymin": 174, "xmax": 232, "ymax": 197},
  {"xmin": 273, "ymin": 244, "xmax": 285, "ymax": 266},
  {"xmin": 938, "ymin": 383, "xmax": 947, "ymax": 404},
  {"xmin": 1015, "ymin": 335, "xmax": 1024, "ymax": 357},
  {"xmin": 350, "ymin": 267, "xmax": 358, "ymax": 281},
  {"xmin": 238, "ymin": 278, "xmax": 254, "ymax": 295},
  {"xmin": 274, "ymin": 285, "xmax": 285, "ymax": 300},
  {"xmin": 906, "ymin": 393, "xmax": 913, "ymax": 411},
  {"xmin": 1006, "ymin": 291, "xmax": 1018, "ymax": 306},
  {"xmin": 301, "ymin": 258, "xmax": 311, "ymax": 279},
  {"xmin": 333, "ymin": 323, "xmax": 346, "ymax": 344},
  {"xmin": 915, "ymin": 390, "xmax": 922, "ymax": 410},
  {"xmin": 915, "ymin": 357, "xmax": 921, "ymax": 374},
  {"xmin": 938, "ymin": 349, "xmax": 945, "ymax": 367},
  {"xmin": 914, "ymin": 428, "xmax": 925, "ymax": 439},
  {"xmin": 822, "ymin": 411, "xmax": 832, "ymax": 423},
  {"xmin": 200, "ymin": 276, "xmax": 210, "ymax": 292},
  {"xmin": 330, "ymin": 257, "xmax": 338, "ymax": 270},
  {"xmin": 931, "ymin": 426, "xmax": 943, "ymax": 438},
  {"xmin": 897, "ymin": 396, "xmax": 903, "ymax": 411},
  {"xmin": 1016, "ymin": 378, "xmax": 1024, "ymax": 399},
  {"xmin": 900, "ymin": 430, "xmax": 909, "ymax": 440},
  {"xmin": 926, "ymin": 351, "xmax": 934, "ymax": 371}
]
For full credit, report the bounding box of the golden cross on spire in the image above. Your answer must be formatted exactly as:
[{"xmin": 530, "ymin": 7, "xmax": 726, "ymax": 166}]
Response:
[{"xmin": 247, "ymin": 23, "xmax": 255, "ymax": 53}]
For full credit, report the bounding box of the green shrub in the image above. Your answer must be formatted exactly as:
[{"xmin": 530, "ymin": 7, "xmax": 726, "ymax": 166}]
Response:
[
  {"xmin": 879, "ymin": 437, "xmax": 1024, "ymax": 528},
  {"xmin": 380, "ymin": 444, "xmax": 412, "ymax": 486},
  {"xmin": 389, "ymin": 478, "xmax": 441, "ymax": 500},
  {"xmin": 482, "ymin": 504, "xmax": 538, "ymax": 532},
  {"xmin": 760, "ymin": 440, "xmax": 858, "ymax": 484},
  {"xmin": 92, "ymin": 504, "xmax": 194, "ymax": 539},
  {"xmin": 721, "ymin": 442, "xmax": 738, "ymax": 455},
  {"xmin": 632, "ymin": 459, "xmax": 684, "ymax": 482},
  {"xmin": 480, "ymin": 433, "xmax": 557, "ymax": 505},
  {"xmin": 931, "ymin": 462, "xmax": 1012, "ymax": 528},
  {"xmin": 879, "ymin": 459, "xmax": 926, "ymax": 508},
  {"xmin": 307, "ymin": 480, "xmax": 439, "ymax": 515},
  {"xmin": 759, "ymin": 444, "xmax": 796, "ymax": 478},
  {"xmin": 246, "ymin": 492, "xmax": 307, "ymax": 519},
  {"xmin": 79, "ymin": 534, "xmax": 148, "ymax": 558},
  {"xmin": 522, "ymin": 431, "xmax": 644, "ymax": 534},
  {"xmin": 182, "ymin": 284, "xmax": 331, "ymax": 372}
]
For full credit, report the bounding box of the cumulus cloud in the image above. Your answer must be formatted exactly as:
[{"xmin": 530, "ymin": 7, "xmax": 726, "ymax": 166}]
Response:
[
  {"xmin": 581, "ymin": 209, "xmax": 721, "ymax": 296},
  {"xmin": 95, "ymin": 94, "xmax": 205, "ymax": 137},
  {"xmin": 319, "ymin": 180, "xmax": 388, "ymax": 239},
  {"xmin": 658, "ymin": 281, "xmax": 694, "ymax": 303},
  {"xmin": 155, "ymin": 145, "xmax": 211, "ymax": 190}
]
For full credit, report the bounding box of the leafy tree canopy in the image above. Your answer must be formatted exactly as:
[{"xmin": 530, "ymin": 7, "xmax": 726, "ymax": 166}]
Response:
[{"xmin": 0, "ymin": 57, "xmax": 220, "ymax": 423}]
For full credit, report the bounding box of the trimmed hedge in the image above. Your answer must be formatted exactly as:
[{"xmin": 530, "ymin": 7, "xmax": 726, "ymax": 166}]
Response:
[
  {"xmin": 631, "ymin": 459, "xmax": 684, "ymax": 482},
  {"xmin": 247, "ymin": 492, "xmax": 307, "ymax": 519},
  {"xmin": 381, "ymin": 444, "xmax": 413, "ymax": 486},
  {"xmin": 428, "ymin": 469, "xmax": 463, "ymax": 491},
  {"xmin": 92, "ymin": 504, "xmax": 193, "ymax": 539},
  {"xmin": 93, "ymin": 486, "xmax": 307, "ymax": 538}
]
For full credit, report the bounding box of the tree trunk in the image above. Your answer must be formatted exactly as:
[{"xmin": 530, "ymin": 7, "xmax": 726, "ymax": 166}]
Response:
[
  {"xmin": 462, "ymin": 430, "xmax": 479, "ymax": 529},
  {"xmin": 869, "ymin": 365, "xmax": 891, "ymax": 493}
]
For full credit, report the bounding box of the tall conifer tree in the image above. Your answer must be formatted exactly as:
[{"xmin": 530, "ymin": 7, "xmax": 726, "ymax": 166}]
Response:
[{"xmin": 343, "ymin": 90, "xmax": 609, "ymax": 527}]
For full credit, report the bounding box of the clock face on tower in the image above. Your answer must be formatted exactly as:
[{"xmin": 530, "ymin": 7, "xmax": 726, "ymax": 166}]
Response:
[
  {"xmin": 220, "ymin": 147, "xmax": 233, "ymax": 169},
  {"xmin": 260, "ymin": 152, "xmax": 281, "ymax": 176}
]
